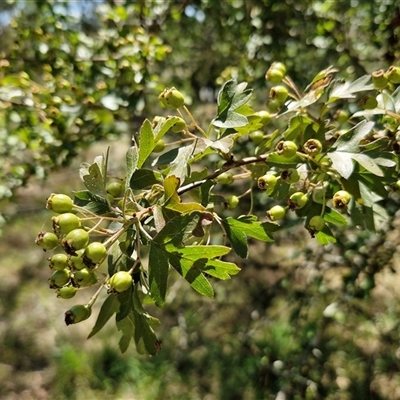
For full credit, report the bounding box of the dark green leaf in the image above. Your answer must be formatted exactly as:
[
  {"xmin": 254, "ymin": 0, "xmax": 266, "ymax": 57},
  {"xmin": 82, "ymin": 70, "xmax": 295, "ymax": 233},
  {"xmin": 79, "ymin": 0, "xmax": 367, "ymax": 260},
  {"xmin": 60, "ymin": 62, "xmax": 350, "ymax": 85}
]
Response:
[
  {"xmin": 116, "ymin": 316, "xmax": 134, "ymax": 353},
  {"xmin": 130, "ymin": 169, "xmax": 162, "ymax": 190},
  {"xmin": 222, "ymin": 216, "xmax": 277, "ymax": 258},
  {"xmin": 88, "ymin": 294, "xmax": 120, "ymax": 339},
  {"xmin": 116, "ymin": 284, "xmax": 134, "ymax": 321},
  {"xmin": 148, "ymin": 241, "xmax": 170, "ymax": 307}
]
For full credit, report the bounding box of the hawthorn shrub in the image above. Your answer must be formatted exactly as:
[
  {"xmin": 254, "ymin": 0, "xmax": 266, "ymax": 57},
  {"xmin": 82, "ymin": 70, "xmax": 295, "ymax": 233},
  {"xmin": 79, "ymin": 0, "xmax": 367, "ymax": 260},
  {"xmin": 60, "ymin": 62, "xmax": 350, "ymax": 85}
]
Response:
[{"xmin": 36, "ymin": 64, "xmax": 400, "ymax": 354}]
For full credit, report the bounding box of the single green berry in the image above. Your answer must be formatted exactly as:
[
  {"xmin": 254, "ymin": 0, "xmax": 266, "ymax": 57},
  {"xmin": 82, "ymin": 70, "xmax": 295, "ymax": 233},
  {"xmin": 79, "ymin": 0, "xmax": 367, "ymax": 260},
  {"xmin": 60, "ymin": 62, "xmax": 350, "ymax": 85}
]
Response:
[
  {"xmin": 170, "ymin": 116, "xmax": 186, "ymax": 133},
  {"xmin": 372, "ymin": 69, "xmax": 388, "ymax": 89},
  {"xmin": 69, "ymin": 249, "xmax": 86, "ymax": 270},
  {"xmin": 153, "ymin": 139, "xmax": 166, "ymax": 153},
  {"xmin": 276, "ymin": 140, "xmax": 298, "ymax": 158},
  {"xmin": 225, "ymin": 195, "xmax": 239, "ymax": 209},
  {"xmin": 158, "ymin": 87, "xmax": 185, "ymax": 109},
  {"xmin": 108, "ymin": 271, "xmax": 133, "ymax": 293},
  {"xmin": 249, "ymin": 130, "xmax": 264, "ymax": 145},
  {"xmin": 56, "ymin": 286, "xmax": 77, "ymax": 299},
  {"xmin": 258, "ymin": 174, "xmax": 277, "ymax": 190},
  {"xmin": 332, "ymin": 190, "xmax": 351, "ymax": 209},
  {"xmin": 309, "ymin": 215, "xmax": 325, "ymax": 232},
  {"xmin": 270, "ymin": 61, "xmax": 287, "ymax": 75},
  {"xmin": 254, "ymin": 110, "xmax": 271, "ymax": 126},
  {"xmin": 270, "ymin": 85, "xmax": 289, "ymax": 103},
  {"xmin": 265, "ymin": 62, "xmax": 286, "ymax": 84},
  {"xmin": 83, "ymin": 242, "xmax": 107, "ymax": 264},
  {"xmin": 387, "ymin": 65, "xmax": 400, "ymax": 84},
  {"xmin": 36, "ymin": 231, "xmax": 59, "ymax": 251},
  {"xmin": 267, "ymin": 99, "xmax": 281, "ymax": 112},
  {"xmin": 49, "ymin": 253, "xmax": 69, "ymax": 270},
  {"xmin": 267, "ymin": 205, "xmax": 286, "ymax": 221},
  {"xmin": 288, "ymin": 192, "xmax": 308, "ymax": 210},
  {"xmin": 359, "ymin": 95, "xmax": 378, "ymax": 110},
  {"xmin": 216, "ymin": 172, "xmax": 234, "ymax": 185},
  {"xmin": 281, "ymin": 169, "xmax": 300, "ymax": 184},
  {"xmin": 335, "ymin": 109, "xmax": 349, "ymax": 123},
  {"xmin": 63, "ymin": 229, "xmax": 89, "ymax": 253},
  {"xmin": 72, "ymin": 268, "xmax": 97, "ymax": 287},
  {"xmin": 303, "ymin": 139, "xmax": 323, "ymax": 156},
  {"xmin": 52, "ymin": 213, "xmax": 81, "ymax": 234},
  {"xmin": 49, "ymin": 268, "xmax": 71, "ymax": 288},
  {"xmin": 106, "ymin": 182, "xmax": 123, "ymax": 197},
  {"xmin": 46, "ymin": 193, "xmax": 74, "ymax": 214},
  {"xmin": 65, "ymin": 304, "xmax": 92, "ymax": 325},
  {"xmin": 394, "ymin": 180, "xmax": 400, "ymax": 191}
]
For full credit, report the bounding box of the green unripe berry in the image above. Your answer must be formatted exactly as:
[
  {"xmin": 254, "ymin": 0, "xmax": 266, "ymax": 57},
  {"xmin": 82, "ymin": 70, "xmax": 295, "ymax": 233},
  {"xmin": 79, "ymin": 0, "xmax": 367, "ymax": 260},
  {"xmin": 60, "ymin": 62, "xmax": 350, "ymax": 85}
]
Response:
[
  {"xmin": 170, "ymin": 117, "xmax": 186, "ymax": 133},
  {"xmin": 106, "ymin": 182, "xmax": 123, "ymax": 197},
  {"xmin": 49, "ymin": 268, "xmax": 70, "ymax": 288},
  {"xmin": 69, "ymin": 249, "xmax": 85, "ymax": 270},
  {"xmin": 153, "ymin": 139, "xmax": 166, "ymax": 153},
  {"xmin": 249, "ymin": 130, "xmax": 264, "ymax": 145},
  {"xmin": 332, "ymin": 190, "xmax": 351, "ymax": 209},
  {"xmin": 65, "ymin": 304, "xmax": 92, "ymax": 325},
  {"xmin": 56, "ymin": 286, "xmax": 77, "ymax": 299},
  {"xmin": 270, "ymin": 85, "xmax": 289, "ymax": 103},
  {"xmin": 335, "ymin": 109, "xmax": 349, "ymax": 123},
  {"xmin": 372, "ymin": 69, "xmax": 388, "ymax": 89},
  {"xmin": 158, "ymin": 87, "xmax": 185, "ymax": 109},
  {"xmin": 267, "ymin": 99, "xmax": 281, "ymax": 112},
  {"xmin": 52, "ymin": 213, "xmax": 81, "ymax": 234},
  {"xmin": 309, "ymin": 215, "xmax": 325, "ymax": 232},
  {"xmin": 271, "ymin": 61, "xmax": 287, "ymax": 75},
  {"xmin": 46, "ymin": 193, "xmax": 74, "ymax": 214},
  {"xmin": 276, "ymin": 140, "xmax": 298, "ymax": 158},
  {"xmin": 108, "ymin": 271, "xmax": 133, "ymax": 293},
  {"xmin": 303, "ymin": 139, "xmax": 323, "ymax": 156},
  {"xmin": 387, "ymin": 65, "xmax": 400, "ymax": 84},
  {"xmin": 225, "ymin": 195, "xmax": 239, "ymax": 209},
  {"xmin": 36, "ymin": 231, "xmax": 59, "ymax": 251},
  {"xmin": 258, "ymin": 174, "xmax": 277, "ymax": 190},
  {"xmin": 84, "ymin": 242, "xmax": 107, "ymax": 264},
  {"xmin": 254, "ymin": 110, "xmax": 271, "ymax": 126},
  {"xmin": 267, "ymin": 205, "xmax": 286, "ymax": 221},
  {"xmin": 281, "ymin": 168, "xmax": 300, "ymax": 184},
  {"xmin": 49, "ymin": 253, "xmax": 69, "ymax": 270},
  {"xmin": 359, "ymin": 95, "xmax": 378, "ymax": 110},
  {"xmin": 216, "ymin": 172, "xmax": 234, "ymax": 185},
  {"xmin": 63, "ymin": 229, "xmax": 90, "ymax": 252},
  {"xmin": 73, "ymin": 268, "xmax": 97, "ymax": 287},
  {"xmin": 289, "ymin": 192, "xmax": 308, "ymax": 210},
  {"xmin": 266, "ymin": 62, "xmax": 287, "ymax": 84}
]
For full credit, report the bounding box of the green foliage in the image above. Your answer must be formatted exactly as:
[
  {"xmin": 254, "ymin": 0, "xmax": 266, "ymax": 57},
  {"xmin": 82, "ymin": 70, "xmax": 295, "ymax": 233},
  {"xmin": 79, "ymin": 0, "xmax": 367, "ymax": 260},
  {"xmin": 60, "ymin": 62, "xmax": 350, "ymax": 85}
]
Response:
[
  {"xmin": 0, "ymin": 0, "xmax": 170, "ymax": 230},
  {"xmin": 36, "ymin": 64, "xmax": 400, "ymax": 356}
]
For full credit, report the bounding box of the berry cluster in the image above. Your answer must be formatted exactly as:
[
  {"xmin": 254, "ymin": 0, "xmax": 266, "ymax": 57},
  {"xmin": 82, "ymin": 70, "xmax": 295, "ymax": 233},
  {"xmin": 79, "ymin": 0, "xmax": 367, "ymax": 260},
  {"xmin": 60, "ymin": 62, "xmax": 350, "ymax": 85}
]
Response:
[{"xmin": 35, "ymin": 190, "xmax": 134, "ymax": 325}]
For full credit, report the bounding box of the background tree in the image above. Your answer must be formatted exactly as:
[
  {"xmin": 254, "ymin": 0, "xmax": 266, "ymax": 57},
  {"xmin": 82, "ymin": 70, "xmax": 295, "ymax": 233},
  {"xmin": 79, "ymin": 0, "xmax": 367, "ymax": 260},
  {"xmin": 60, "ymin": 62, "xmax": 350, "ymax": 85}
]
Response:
[{"xmin": 1, "ymin": 1, "xmax": 400, "ymax": 400}]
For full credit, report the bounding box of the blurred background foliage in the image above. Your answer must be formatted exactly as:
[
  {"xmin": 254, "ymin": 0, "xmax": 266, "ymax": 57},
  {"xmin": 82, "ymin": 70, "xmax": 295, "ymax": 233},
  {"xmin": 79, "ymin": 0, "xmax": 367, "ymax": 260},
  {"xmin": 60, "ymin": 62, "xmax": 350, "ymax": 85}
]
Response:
[{"xmin": 1, "ymin": 0, "xmax": 400, "ymax": 399}]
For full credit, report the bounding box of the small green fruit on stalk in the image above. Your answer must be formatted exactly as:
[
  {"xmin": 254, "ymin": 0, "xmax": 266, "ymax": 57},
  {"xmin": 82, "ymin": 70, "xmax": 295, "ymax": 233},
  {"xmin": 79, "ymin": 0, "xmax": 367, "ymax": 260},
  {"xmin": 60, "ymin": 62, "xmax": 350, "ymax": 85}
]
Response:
[
  {"xmin": 36, "ymin": 231, "xmax": 59, "ymax": 251},
  {"xmin": 108, "ymin": 271, "xmax": 133, "ymax": 293},
  {"xmin": 46, "ymin": 193, "xmax": 74, "ymax": 214},
  {"xmin": 158, "ymin": 87, "xmax": 185, "ymax": 109},
  {"xmin": 65, "ymin": 305, "xmax": 92, "ymax": 325},
  {"xmin": 267, "ymin": 205, "xmax": 286, "ymax": 221}
]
